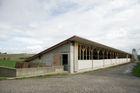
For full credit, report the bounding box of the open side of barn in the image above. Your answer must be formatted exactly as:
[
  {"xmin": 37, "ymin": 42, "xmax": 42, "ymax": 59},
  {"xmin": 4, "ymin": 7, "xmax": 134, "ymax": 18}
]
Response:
[{"xmin": 26, "ymin": 36, "xmax": 131, "ymax": 74}]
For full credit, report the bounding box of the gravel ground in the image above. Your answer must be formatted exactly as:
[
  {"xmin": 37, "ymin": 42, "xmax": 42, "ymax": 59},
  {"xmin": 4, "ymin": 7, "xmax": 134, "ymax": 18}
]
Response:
[{"xmin": 0, "ymin": 62, "xmax": 140, "ymax": 93}]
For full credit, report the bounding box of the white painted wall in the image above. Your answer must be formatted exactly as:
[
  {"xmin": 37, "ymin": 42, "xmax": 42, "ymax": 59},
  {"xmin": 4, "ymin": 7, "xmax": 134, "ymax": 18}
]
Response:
[
  {"xmin": 93, "ymin": 60, "xmax": 103, "ymax": 68},
  {"xmin": 78, "ymin": 60, "xmax": 92, "ymax": 70},
  {"xmin": 78, "ymin": 58, "xmax": 131, "ymax": 72}
]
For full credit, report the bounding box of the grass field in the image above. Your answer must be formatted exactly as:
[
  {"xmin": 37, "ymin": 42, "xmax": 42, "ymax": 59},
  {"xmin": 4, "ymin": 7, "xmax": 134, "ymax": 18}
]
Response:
[
  {"xmin": 0, "ymin": 54, "xmax": 34, "ymax": 68},
  {"xmin": 0, "ymin": 59, "xmax": 21, "ymax": 68},
  {"xmin": 132, "ymin": 63, "xmax": 140, "ymax": 77},
  {"xmin": 0, "ymin": 54, "xmax": 34, "ymax": 57}
]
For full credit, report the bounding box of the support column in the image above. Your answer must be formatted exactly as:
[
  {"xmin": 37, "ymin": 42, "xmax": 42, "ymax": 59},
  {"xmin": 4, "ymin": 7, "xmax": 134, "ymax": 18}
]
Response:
[
  {"xmin": 82, "ymin": 48, "xmax": 85, "ymax": 60},
  {"xmin": 97, "ymin": 49, "xmax": 100, "ymax": 60},
  {"xmin": 74, "ymin": 42, "xmax": 78, "ymax": 72},
  {"xmin": 79, "ymin": 45, "xmax": 81, "ymax": 60},
  {"xmin": 70, "ymin": 43, "xmax": 74, "ymax": 73},
  {"xmin": 91, "ymin": 48, "xmax": 94, "ymax": 69},
  {"xmin": 85, "ymin": 48, "xmax": 87, "ymax": 60},
  {"xmin": 89, "ymin": 47, "xmax": 91, "ymax": 60},
  {"xmin": 91, "ymin": 48, "xmax": 95, "ymax": 69}
]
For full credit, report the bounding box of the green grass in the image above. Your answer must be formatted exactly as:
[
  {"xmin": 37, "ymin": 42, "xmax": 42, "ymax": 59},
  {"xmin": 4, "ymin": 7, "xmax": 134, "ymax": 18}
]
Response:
[
  {"xmin": 0, "ymin": 53, "xmax": 34, "ymax": 68},
  {"xmin": 0, "ymin": 77, "xmax": 7, "ymax": 80},
  {"xmin": 0, "ymin": 59, "xmax": 21, "ymax": 68},
  {"xmin": 0, "ymin": 54, "xmax": 24, "ymax": 57},
  {"xmin": 15, "ymin": 73, "xmax": 68, "ymax": 80},
  {"xmin": 0, "ymin": 73, "xmax": 68, "ymax": 81},
  {"xmin": 132, "ymin": 63, "xmax": 140, "ymax": 77},
  {"xmin": 0, "ymin": 54, "xmax": 34, "ymax": 57}
]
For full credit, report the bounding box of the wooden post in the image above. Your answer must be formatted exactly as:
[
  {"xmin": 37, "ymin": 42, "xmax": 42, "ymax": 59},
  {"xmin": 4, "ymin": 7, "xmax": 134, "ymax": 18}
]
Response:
[
  {"xmin": 82, "ymin": 48, "xmax": 85, "ymax": 60},
  {"xmin": 79, "ymin": 45, "xmax": 81, "ymax": 60},
  {"xmin": 106, "ymin": 51, "xmax": 108, "ymax": 59},
  {"xmin": 74, "ymin": 42, "xmax": 78, "ymax": 72},
  {"xmin": 89, "ymin": 48, "xmax": 91, "ymax": 60}
]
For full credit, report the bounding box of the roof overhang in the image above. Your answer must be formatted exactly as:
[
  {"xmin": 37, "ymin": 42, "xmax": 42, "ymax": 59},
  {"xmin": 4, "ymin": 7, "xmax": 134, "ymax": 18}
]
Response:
[{"xmin": 25, "ymin": 35, "xmax": 131, "ymax": 62}]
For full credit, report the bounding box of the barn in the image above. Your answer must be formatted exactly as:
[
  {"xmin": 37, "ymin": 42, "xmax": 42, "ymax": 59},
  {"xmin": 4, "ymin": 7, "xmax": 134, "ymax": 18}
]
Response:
[{"xmin": 25, "ymin": 36, "xmax": 131, "ymax": 73}]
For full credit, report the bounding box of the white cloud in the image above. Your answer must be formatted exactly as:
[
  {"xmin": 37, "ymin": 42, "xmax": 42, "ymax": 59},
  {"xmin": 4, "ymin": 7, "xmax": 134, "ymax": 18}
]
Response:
[
  {"xmin": 26, "ymin": 45, "xmax": 44, "ymax": 53},
  {"xmin": 0, "ymin": 0, "xmax": 140, "ymax": 54},
  {"xmin": 13, "ymin": 37, "xmax": 43, "ymax": 45}
]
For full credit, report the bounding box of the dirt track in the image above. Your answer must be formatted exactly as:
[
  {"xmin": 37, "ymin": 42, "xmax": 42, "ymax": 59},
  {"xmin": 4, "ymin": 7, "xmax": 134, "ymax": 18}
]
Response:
[{"xmin": 0, "ymin": 62, "xmax": 140, "ymax": 93}]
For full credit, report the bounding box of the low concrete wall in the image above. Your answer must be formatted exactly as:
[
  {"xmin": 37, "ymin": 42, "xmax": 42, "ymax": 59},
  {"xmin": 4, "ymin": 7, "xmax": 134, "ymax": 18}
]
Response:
[
  {"xmin": 0, "ymin": 66, "xmax": 16, "ymax": 77},
  {"xmin": 16, "ymin": 66, "xmax": 64, "ymax": 77},
  {"xmin": 0, "ymin": 66, "xmax": 64, "ymax": 77}
]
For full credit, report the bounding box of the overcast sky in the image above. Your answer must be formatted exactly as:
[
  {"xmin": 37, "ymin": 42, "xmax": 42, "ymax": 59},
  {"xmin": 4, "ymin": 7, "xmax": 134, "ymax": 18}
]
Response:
[{"xmin": 0, "ymin": 0, "xmax": 140, "ymax": 54}]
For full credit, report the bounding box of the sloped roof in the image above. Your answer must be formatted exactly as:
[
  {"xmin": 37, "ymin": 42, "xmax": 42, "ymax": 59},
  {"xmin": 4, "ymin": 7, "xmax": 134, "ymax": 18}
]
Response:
[{"xmin": 25, "ymin": 35, "xmax": 131, "ymax": 62}]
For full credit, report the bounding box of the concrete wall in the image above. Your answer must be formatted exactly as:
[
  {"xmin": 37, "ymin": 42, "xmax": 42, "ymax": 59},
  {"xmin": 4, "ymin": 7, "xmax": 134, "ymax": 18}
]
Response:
[
  {"xmin": 16, "ymin": 66, "xmax": 64, "ymax": 77},
  {"xmin": 0, "ymin": 66, "xmax": 16, "ymax": 77},
  {"xmin": 31, "ymin": 43, "xmax": 70, "ymax": 66},
  {"xmin": 0, "ymin": 66, "xmax": 64, "ymax": 77},
  {"xmin": 77, "ymin": 58, "xmax": 131, "ymax": 72}
]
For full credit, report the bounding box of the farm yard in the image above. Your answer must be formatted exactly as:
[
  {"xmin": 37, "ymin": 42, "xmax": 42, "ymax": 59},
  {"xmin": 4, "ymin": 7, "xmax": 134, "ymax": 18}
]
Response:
[
  {"xmin": 0, "ymin": 62, "xmax": 140, "ymax": 93},
  {"xmin": 0, "ymin": 54, "xmax": 34, "ymax": 68}
]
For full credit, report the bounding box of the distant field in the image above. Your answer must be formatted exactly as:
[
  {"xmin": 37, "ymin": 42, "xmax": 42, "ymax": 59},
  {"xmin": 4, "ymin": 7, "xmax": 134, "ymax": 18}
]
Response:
[
  {"xmin": 0, "ymin": 54, "xmax": 34, "ymax": 68},
  {"xmin": 0, "ymin": 54, "xmax": 34, "ymax": 57},
  {"xmin": 0, "ymin": 60, "xmax": 20, "ymax": 68}
]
